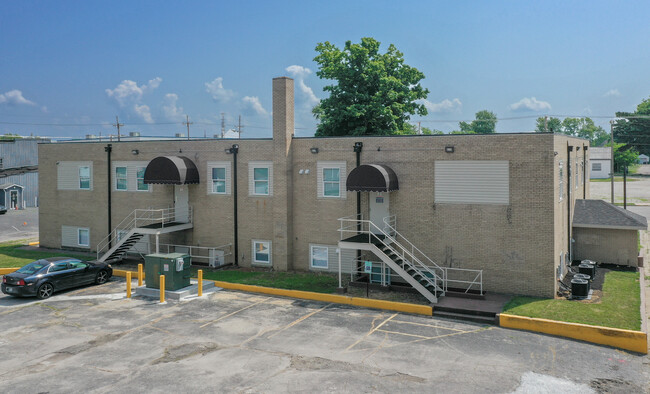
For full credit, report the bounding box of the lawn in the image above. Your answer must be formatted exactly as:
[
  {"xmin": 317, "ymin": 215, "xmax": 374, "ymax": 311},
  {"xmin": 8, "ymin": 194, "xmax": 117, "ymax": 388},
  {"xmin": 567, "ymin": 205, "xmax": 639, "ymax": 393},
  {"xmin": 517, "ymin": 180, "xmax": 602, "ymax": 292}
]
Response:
[
  {"xmin": 503, "ymin": 271, "xmax": 641, "ymax": 330},
  {"xmin": 0, "ymin": 240, "xmax": 91, "ymax": 268},
  {"xmin": 590, "ymin": 177, "xmax": 639, "ymax": 182},
  {"xmin": 200, "ymin": 269, "xmax": 340, "ymax": 294}
]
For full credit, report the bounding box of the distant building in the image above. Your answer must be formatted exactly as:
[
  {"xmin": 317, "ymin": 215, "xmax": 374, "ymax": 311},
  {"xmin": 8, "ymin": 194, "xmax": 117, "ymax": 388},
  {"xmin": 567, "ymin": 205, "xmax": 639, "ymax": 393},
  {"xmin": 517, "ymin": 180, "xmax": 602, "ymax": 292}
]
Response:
[
  {"xmin": 639, "ymin": 154, "xmax": 649, "ymax": 165},
  {"xmin": 589, "ymin": 147, "xmax": 611, "ymax": 179},
  {"xmin": 0, "ymin": 138, "xmax": 50, "ymax": 207}
]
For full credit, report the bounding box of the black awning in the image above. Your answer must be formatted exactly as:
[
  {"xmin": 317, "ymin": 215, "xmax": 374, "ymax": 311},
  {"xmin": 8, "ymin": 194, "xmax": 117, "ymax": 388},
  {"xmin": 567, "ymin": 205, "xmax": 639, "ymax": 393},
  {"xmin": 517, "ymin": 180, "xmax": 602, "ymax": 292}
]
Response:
[
  {"xmin": 143, "ymin": 156, "xmax": 200, "ymax": 185},
  {"xmin": 346, "ymin": 164, "xmax": 399, "ymax": 192}
]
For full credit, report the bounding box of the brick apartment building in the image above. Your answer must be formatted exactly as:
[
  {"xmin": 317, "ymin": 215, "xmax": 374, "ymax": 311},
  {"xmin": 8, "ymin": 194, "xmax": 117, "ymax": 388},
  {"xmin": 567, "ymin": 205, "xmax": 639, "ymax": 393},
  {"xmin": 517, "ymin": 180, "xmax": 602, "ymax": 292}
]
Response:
[{"xmin": 39, "ymin": 77, "xmax": 643, "ymax": 301}]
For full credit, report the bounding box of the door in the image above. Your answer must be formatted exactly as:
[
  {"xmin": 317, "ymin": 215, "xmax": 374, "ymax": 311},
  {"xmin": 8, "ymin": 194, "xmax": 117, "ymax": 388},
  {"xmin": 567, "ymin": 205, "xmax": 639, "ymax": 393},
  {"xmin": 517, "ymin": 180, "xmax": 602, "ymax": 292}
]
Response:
[
  {"xmin": 174, "ymin": 185, "xmax": 189, "ymax": 222},
  {"xmin": 10, "ymin": 190, "xmax": 18, "ymax": 209},
  {"xmin": 369, "ymin": 192, "xmax": 390, "ymax": 235}
]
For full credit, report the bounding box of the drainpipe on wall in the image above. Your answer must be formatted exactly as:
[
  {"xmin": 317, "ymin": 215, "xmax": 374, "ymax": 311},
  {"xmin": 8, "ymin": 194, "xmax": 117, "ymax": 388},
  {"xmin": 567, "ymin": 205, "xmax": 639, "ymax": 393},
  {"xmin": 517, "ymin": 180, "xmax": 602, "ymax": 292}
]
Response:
[
  {"xmin": 566, "ymin": 142, "xmax": 573, "ymax": 264},
  {"xmin": 353, "ymin": 142, "xmax": 363, "ymax": 274},
  {"xmin": 583, "ymin": 145, "xmax": 587, "ymax": 197},
  {"xmin": 230, "ymin": 144, "xmax": 239, "ymax": 265},
  {"xmin": 104, "ymin": 144, "xmax": 112, "ymax": 249}
]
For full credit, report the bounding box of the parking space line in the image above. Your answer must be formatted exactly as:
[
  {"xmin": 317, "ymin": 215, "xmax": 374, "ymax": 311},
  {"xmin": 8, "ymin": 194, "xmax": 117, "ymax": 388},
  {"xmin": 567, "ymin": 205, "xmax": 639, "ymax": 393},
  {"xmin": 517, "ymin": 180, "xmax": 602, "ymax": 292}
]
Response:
[
  {"xmin": 199, "ymin": 299, "xmax": 269, "ymax": 328},
  {"xmin": 376, "ymin": 329, "xmax": 432, "ymax": 339},
  {"xmin": 267, "ymin": 303, "xmax": 331, "ymax": 338},
  {"xmin": 346, "ymin": 313, "xmax": 397, "ymax": 351},
  {"xmin": 389, "ymin": 319, "xmax": 466, "ymax": 332}
]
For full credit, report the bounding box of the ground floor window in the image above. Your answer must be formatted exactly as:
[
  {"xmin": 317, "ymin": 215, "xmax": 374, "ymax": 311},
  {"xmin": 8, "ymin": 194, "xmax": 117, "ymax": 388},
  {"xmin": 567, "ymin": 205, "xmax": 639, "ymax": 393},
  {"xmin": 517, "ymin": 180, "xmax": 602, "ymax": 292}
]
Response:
[
  {"xmin": 252, "ymin": 240, "xmax": 271, "ymax": 265},
  {"xmin": 310, "ymin": 245, "xmax": 329, "ymax": 269},
  {"xmin": 78, "ymin": 228, "xmax": 90, "ymax": 247}
]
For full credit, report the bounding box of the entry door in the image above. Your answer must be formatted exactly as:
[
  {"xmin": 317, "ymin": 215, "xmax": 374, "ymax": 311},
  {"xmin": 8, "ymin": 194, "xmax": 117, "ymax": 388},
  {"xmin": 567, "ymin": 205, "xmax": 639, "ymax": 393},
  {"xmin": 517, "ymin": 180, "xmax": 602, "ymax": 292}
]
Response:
[
  {"xmin": 369, "ymin": 192, "xmax": 390, "ymax": 235},
  {"xmin": 174, "ymin": 185, "xmax": 189, "ymax": 222},
  {"xmin": 10, "ymin": 191, "xmax": 18, "ymax": 209}
]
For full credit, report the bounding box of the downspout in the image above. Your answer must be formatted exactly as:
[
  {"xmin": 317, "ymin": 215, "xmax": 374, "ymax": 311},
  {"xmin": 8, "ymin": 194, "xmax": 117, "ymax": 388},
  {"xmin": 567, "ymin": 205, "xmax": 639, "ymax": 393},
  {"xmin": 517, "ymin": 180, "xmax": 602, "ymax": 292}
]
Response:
[
  {"xmin": 353, "ymin": 142, "xmax": 363, "ymax": 273},
  {"xmin": 231, "ymin": 144, "xmax": 239, "ymax": 265},
  {"xmin": 567, "ymin": 144, "xmax": 573, "ymax": 261},
  {"xmin": 104, "ymin": 144, "xmax": 112, "ymax": 249},
  {"xmin": 583, "ymin": 145, "xmax": 587, "ymax": 197}
]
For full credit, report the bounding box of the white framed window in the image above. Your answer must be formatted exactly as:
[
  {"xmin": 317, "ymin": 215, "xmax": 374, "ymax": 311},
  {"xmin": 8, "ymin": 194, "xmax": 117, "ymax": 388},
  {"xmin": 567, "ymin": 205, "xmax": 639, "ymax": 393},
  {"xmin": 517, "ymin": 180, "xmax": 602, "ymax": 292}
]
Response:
[
  {"xmin": 249, "ymin": 161, "xmax": 273, "ymax": 196},
  {"xmin": 558, "ymin": 161, "xmax": 564, "ymax": 201},
  {"xmin": 78, "ymin": 228, "xmax": 90, "ymax": 247},
  {"xmin": 317, "ymin": 161, "xmax": 346, "ymax": 199},
  {"xmin": 310, "ymin": 245, "xmax": 329, "ymax": 269},
  {"xmin": 115, "ymin": 166, "xmax": 127, "ymax": 190},
  {"xmin": 212, "ymin": 167, "xmax": 226, "ymax": 193},
  {"xmin": 136, "ymin": 167, "xmax": 149, "ymax": 191},
  {"xmin": 252, "ymin": 240, "xmax": 271, "ymax": 265},
  {"xmin": 79, "ymin": 166, "xmax": 91, "ymax": 190},
  {"xmin": 592, "ymin": 162, "xmax": 601, "ymax": 171}
]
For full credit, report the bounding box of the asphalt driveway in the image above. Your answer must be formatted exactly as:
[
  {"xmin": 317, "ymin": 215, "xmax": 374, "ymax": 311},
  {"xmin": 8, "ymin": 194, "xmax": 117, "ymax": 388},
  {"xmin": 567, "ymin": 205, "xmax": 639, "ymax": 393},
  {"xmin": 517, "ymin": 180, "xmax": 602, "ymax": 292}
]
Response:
[{"xmin": 0, "ymin": 207, "xmax": 38, "ymax": 243}]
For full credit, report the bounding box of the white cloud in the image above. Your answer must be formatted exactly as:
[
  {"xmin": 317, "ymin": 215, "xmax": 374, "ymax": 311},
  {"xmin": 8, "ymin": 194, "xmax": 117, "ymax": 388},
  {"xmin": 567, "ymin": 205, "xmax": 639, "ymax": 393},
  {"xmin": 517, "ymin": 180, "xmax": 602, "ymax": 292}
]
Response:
[
  {"xmin": 285, "ymin": 65, "xmax": 319, "ymax": 106},
  {"xmin": 205, "ymin": 77, "xmax": 234, "ymax": 102},
  {"xmin": 0, "ymin": 89, "xmax": 36, "ymax": 106},
  {"xmin": 105, "ymin": 77, "xmax": 162, "ymax": 106},
  {"xmin": 509, "ymin": 97, "xmax": 551, "ymax": 112},
  {"xmin": 105, "ymin": 77, "xmax": 161, "ymax": 123},
  {"xmin": 242, "ymin": 96, "xmax": 268, "ymax": 116},
  {"xmin": 163, "ymin": 93, "xmax": 184, "ymax": 120},
  {"xmin": 418, "ymin": 98, "xmax": 462, "ymax": 113},
  {"xmin": 603, "ymin": 89, "xmax": 621, "ymax": 97},
  {"xmin": 134, "ymin": 104, "xmax": 153, "ymax": 123}
]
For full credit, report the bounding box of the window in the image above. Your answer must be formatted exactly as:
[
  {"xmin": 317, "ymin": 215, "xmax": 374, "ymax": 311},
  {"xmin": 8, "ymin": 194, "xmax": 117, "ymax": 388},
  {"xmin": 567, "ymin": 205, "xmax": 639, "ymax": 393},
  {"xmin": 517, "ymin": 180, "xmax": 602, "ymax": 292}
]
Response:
[
  {"xmin": 558, "ymin": 161, "xmax": 564, "ymax": 201},
  {"xmin": 310, "ymin": 246, "xmax": 329, "ymax": 269},
  {"xmin": 78, "ymin": 228, "xmax": 89, "ymax": 246},
  {"xmin": 50, "ymin": 262, "xmax": 70, "ymax": 273},
  {"xmin": 592, "ymin": 162, "xmax": 602, "ymax": 171},
  {"xmin": 212, "ymin": 167, "xmax": 226, "ymax": 194},
  {"xmin": 137, "ymin": 167, "xmax": 148, "ymax": 191},
  {"xmin": 323, "ymin": 168, "xmax": 340, "ymax": 197},
  {"xmin": 70, "ymin": 261, "xmax": 88, "ymax": 269},
  {"xmin": 252, "ymin": 240, "xmax": 271, "ymax": 265},
  {"xmin": 254, "ymin": 167, "xmax": 269, "ymax": 195},
  {"xmin": 115, "ymin": 167, "xmax": 127, "ymax": 190},
  {"xmin": 79, "ymin": 166, "xmax": 91, "ymax": 190}
]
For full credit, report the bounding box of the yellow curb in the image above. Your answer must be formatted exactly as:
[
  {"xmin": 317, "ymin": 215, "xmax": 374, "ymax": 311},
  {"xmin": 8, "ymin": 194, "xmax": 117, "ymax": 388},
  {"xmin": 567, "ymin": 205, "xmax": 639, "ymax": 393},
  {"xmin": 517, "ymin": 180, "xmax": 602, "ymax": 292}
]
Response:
[
  {"xmin": 500, "ymin": 313, "xmax": 648, "ymax": 354},
  {"xmin": 27, "ymin": 241, "xmax": 40, "ymax": 246},
  {"xmin": 0, "ymin": 268, "xmax": 19, "ymax": 275},
  {"xmin": 211, "ymin": 280, "xmax": 432, "ymax": 316}
]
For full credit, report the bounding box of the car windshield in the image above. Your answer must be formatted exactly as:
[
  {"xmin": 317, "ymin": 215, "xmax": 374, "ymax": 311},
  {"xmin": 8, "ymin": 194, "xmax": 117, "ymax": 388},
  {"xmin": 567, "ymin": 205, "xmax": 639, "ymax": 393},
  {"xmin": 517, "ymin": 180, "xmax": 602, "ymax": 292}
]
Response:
[{"xmin": 16, "ymin": 261, "xmax": 49, "ymax": 274}]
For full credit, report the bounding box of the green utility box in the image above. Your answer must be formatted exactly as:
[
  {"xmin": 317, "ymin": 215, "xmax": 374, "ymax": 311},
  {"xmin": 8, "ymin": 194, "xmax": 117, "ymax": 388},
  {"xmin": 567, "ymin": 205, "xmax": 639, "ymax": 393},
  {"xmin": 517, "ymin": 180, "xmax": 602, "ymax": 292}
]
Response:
[{"xmin": 144, "ymin": 253, "xmax": 191, "ymax": 291}]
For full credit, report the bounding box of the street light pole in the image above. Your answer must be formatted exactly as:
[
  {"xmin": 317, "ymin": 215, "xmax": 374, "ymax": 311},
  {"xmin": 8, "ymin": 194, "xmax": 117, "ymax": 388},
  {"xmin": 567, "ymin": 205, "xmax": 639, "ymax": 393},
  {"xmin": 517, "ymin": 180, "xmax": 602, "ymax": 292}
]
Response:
[{"xmin": 610, "ymin": 120, "xmax": 615, "ymax": 204}]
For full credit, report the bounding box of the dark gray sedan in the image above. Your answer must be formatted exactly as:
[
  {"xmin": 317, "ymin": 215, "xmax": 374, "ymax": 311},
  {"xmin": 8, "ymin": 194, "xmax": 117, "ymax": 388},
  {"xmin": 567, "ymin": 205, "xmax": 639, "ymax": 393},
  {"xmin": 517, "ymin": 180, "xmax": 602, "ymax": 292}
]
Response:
[{"xmin": 1, "ymin": 257, "xmax": 112, "ymax": 299}]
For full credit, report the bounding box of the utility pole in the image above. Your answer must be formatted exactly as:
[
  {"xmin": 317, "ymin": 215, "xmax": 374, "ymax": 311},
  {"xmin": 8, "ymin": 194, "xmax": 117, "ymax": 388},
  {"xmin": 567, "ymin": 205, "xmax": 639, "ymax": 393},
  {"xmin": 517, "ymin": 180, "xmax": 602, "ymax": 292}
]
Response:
[
  {"xmin": 221, "ymin": 113, "xmax": 226, "ymax": 138},
  {"xmin": 113, "ymin": 116, "xmax": 123, "ymax": 142},
  {"xmin": 183, "ymin": 115, "xmax": 193, "ymax": 140},
  {"xmin": 238, "ymin": 115, "xmax": 242, "ymax": 139},
  {"xmin": 610, "ymin": 120, "xmax": 615, "ymax": 204}
]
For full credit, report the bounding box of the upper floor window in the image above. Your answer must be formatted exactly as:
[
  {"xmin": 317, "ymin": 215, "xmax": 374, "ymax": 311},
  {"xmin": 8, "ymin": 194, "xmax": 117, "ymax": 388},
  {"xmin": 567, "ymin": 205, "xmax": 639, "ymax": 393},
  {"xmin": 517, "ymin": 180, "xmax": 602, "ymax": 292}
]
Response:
[
  {"xmin": 254, "ymin": 168, "xmax": 269, "ymax": 195},
  {"xmin": 317, "ymin": 161, "xmax": 346, "ymax": 199},
  {"xmin": 212, "ymin": 167, "xmax": 226, "ymax": 194},
  {"xmin": 116, "ymin": 167, "xmax": 127, "ymax": 190},
  {"xmin": 249, "ymin": 161, "xmax": 273, "ymax": 196},
  {"xmin": 79, "ymin": 166, "xmax": 91, "ymax": 190},
  {"xmin": 137, "ymin": 167, "xmax": 149, "ymax": 191}
]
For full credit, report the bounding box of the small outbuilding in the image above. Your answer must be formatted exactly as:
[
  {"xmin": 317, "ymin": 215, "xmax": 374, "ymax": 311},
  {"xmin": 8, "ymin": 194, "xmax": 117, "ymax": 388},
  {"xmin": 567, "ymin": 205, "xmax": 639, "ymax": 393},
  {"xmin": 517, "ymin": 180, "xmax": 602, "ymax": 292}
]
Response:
[
  {"xmin": 589, "ymin": 147, "xmax": 612, "ymax": 179},
  {"xmin": 638, "ymin": 154, "xmax": 649, "ymax": 165},
  {"xmin": 0, "ymin": 183, "xmax": 24, "ymax": 210},
  {"xmin": 573, "ymin": 199, "xmax": 647, "ymax": 267}
]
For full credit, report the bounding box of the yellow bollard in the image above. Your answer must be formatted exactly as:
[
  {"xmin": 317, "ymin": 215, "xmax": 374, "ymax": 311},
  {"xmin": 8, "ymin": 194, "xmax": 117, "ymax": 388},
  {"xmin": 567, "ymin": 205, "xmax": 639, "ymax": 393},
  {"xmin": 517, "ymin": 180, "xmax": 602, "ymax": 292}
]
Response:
[
  {"xmin": 198, "ymin": 270, "xmax": 203, "ymax": 297},
  {"xmin": 160, "ymin": 275, "xmax": 165, "ymax": 303},
  {"xmin": 138, "ymin": 264, "xmax": 143, "ymax": 287},
  {"xmin": 126, "ymin": 271, "xmax": 131, "ymax": 298}
]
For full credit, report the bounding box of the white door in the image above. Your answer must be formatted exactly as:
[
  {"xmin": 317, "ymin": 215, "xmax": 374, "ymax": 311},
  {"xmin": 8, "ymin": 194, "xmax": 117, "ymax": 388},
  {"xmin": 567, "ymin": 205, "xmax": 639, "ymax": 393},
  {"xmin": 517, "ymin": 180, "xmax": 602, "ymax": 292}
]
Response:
[
  {"xmin": 10, "ymin": 191, "xmax": 18, "ymax": 209},
  {"xmin": 369, "ymin": 192, "xmax": 390, "ymax": 235},
  {"xmin": 174, "ymin": 185, "xmax": 189, "ymax": 222}
]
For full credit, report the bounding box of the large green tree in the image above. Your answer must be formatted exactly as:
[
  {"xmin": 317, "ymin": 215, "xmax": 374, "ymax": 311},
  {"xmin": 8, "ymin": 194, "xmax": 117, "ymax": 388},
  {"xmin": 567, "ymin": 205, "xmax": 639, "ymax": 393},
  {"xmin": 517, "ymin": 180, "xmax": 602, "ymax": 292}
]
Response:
[
  {"xmin": 458, "ymin": 110, "xmax": 497, "ymax": 134},
  {"xmin": 613, "ymin": 96, "xmax": 650, "ymax": 156},
  {"xmin": 534, "ymin": 116, "xmax": 608, "ymax": 145},
  {"xmin": 312, "ymin": 37, "xmax": 429, "ymax": 136}
]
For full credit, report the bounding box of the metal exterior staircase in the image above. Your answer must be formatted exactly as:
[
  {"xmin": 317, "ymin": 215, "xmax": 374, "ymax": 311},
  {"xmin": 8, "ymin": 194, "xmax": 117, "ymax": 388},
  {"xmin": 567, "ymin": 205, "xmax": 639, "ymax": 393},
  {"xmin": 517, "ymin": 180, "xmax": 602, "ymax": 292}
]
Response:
[
  {"xmin": 96, "ymin": 207, "xmax": 193, "ymax": 263},
  {"xmin": 338, "ymin": 215, "xmax": 483, "ymax": 304}
]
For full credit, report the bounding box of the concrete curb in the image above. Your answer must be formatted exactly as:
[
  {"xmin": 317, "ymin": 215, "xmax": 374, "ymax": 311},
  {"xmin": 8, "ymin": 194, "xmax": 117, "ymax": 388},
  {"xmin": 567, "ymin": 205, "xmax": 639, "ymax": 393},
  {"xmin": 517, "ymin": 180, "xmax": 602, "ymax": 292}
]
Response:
[
  {"xmin": 0, "ymin": 268, "xmax": 19, "ymax": 275},
  {"xmin": 499, "ymin": 313, "xmax": 648, "ymax": 354}
]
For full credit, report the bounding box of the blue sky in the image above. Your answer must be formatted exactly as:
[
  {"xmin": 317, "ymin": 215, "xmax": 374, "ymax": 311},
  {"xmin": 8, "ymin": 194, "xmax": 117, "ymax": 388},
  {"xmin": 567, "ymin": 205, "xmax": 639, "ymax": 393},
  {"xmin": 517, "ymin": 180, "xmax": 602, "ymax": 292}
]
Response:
[{"xmin": 1, "ymin": 0, "xmax": 649, "ymax": 138}]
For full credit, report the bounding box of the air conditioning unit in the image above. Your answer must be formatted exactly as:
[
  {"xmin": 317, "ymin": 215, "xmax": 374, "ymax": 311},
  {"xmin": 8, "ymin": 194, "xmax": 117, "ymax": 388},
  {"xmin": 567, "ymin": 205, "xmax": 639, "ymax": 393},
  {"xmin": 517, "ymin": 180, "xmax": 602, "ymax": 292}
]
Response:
[{"xmin": 209, "ymin": 250, "xmax": 225, "ymax": 268}]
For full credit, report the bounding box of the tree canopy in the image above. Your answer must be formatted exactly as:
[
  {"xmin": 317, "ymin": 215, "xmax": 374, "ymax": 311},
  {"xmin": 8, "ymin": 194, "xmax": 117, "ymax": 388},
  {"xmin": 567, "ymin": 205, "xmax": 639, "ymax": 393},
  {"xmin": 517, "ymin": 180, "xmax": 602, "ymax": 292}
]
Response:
[
  {"xmin": 312, "ymin": 37, "xmax": 429, "ymax": 136},
  {"xmin": 534, "ymin": 116, "xmax": 608, "ymax": 145},
  {"xmin": 613, "ymin": 96, "xmax": 650, "ymax": 156},
  {"xmin": 607, "ymin": 142, "xmax": 640, "ymax": 172},
  {"xmin": 458, "ymin": 110, "xmax": 497, "ymax": 134}
]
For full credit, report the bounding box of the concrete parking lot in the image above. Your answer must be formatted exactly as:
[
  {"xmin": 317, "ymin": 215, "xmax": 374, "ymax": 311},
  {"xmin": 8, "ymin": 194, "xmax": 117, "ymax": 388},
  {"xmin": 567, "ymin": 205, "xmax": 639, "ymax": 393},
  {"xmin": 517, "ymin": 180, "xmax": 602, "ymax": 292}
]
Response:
[
  {"xmin": 0, "ymin": 279, "xmax": 648, "ymax": 393},
  {"xmin": 0, "ymin": 207, "xmax": 38, "ymax": 243}
]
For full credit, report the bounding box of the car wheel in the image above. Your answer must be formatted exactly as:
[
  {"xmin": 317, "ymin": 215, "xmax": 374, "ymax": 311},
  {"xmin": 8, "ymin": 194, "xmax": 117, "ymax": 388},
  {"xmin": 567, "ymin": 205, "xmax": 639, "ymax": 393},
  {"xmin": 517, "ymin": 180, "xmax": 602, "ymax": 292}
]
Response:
[
  {"xmin": 95, "ymin": 270, "xmax": 109, "ymax": 285},
  {"xmin": 37, "ymin": 283, "xmax": 54, "ymax": 299}
]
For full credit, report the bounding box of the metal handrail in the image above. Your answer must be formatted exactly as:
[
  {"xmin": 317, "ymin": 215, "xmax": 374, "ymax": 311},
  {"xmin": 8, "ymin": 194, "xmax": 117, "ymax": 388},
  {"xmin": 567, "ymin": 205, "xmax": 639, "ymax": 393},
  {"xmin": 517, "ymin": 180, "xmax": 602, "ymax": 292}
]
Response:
[{"xmin": 130, "ymin": 241, "xmax": 233, "ymax": 264}]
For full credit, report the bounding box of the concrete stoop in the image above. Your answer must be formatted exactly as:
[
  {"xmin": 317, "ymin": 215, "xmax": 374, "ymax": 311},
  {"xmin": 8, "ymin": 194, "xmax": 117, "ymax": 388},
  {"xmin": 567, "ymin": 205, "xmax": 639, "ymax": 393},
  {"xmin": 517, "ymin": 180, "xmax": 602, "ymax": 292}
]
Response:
[{"xmin": 135, "ymin": 280, "xmax": 217, "ymax": 300}]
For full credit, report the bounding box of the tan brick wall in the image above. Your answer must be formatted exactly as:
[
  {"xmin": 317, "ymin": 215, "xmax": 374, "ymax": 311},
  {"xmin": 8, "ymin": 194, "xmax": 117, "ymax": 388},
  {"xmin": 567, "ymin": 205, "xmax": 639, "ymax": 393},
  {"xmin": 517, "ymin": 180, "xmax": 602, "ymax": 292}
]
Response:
[{"xmin": 574, "ymin": 228, "xmax": 639, "ymax": 266}]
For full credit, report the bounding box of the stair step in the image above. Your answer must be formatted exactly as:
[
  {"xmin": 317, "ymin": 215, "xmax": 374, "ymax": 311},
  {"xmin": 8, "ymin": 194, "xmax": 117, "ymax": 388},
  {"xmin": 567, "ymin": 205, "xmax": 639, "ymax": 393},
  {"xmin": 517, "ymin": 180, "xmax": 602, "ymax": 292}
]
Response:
[{"xmin": 433, "ymin": 310, "xmax": 497, "ymax": 325}]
